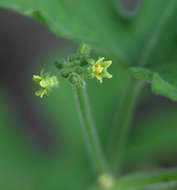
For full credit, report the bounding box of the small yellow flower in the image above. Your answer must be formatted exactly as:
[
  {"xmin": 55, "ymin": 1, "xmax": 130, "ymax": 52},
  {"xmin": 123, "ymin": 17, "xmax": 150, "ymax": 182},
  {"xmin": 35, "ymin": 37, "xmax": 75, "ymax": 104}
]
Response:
[
  {"xmin": 33, "ymin": 70, "xmax": 59, "ymax": 98},
  {"xmin": 90, "ymin": 57, "xmax": 112, "ymax": 83}
]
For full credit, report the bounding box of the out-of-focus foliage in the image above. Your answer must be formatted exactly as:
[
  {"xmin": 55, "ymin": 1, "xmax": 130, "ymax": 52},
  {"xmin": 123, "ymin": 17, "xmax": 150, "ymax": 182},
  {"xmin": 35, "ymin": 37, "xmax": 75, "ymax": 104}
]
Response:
[
  {"xmin": 0, "ymin": 0, "xmax": 177, "ymax": 189},
  {"xmin": 0, "ymin": 0, "xmax": 177, "ymax": 100}
]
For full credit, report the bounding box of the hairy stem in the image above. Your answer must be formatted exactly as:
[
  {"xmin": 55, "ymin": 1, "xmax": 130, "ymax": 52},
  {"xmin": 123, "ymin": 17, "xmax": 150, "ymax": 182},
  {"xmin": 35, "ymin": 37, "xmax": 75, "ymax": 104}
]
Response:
[
  {"xmin": 108, "ymin": 79, "xmax": 143, "ymax": 174},
  {"xmin": 74, "ymin": 84, "xmax": 108, "ymax": 175}
]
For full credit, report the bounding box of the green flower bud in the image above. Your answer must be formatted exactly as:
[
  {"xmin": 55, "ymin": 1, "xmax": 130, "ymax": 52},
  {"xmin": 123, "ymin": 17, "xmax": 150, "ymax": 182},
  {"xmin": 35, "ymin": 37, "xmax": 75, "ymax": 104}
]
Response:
[{"xmin": 78, "ymin": 44, "xmax": 91, "ymax": 56}]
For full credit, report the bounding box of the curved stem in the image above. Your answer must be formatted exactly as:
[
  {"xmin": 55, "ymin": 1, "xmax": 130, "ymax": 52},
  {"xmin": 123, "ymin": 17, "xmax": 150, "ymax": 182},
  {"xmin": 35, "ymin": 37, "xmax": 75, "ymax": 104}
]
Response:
[
  {"xmin": 108, "ymin": 79, "xmax": 143, "ymax": 174},
  {"xmin": 74, "ymin": 84, "xmax": 108, "ymax": 175}
]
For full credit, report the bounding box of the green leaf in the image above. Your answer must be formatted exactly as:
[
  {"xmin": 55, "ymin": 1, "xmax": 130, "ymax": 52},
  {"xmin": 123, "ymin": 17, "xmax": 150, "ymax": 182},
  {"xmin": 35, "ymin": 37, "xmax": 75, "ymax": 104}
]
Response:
[
  {"xmin": 130, "ymin": 67, "xmax": 177, "ymax": 101},
  {"xmin": 0, "ymin": 0, "xmax": 177, "ymax": 100}
]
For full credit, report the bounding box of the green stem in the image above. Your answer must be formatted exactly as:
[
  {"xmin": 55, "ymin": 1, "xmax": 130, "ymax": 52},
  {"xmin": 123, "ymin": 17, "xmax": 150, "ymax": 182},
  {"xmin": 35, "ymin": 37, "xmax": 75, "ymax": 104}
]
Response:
[
  {"xmin": 108, "ymin": 79, "xmax": 143, "ymax": 174},
  {"xmin": 74, "ymin": 84, "xmax": 108, "ymax": 175}
]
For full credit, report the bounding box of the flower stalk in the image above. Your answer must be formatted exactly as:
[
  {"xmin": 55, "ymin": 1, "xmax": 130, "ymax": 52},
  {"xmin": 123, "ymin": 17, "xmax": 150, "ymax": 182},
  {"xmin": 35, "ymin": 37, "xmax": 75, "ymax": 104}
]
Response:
[{"xmin": 74, "ymin": 84, "xmax": 108, "ymax": 175}]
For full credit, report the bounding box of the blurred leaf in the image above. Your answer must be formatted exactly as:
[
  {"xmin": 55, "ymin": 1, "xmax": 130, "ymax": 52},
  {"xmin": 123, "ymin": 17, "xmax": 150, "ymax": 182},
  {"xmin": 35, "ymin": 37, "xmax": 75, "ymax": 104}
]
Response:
[
  {"xmin": 130, "ymin": 68, "xmax": 177, "ymax": 101},
  {"xmin": 114, "ymin": 169, "xmax": 177, "ymax": 190},
  {"xmin": 0, "ymin": 0, "xmax": 177, "ymax": 100}
]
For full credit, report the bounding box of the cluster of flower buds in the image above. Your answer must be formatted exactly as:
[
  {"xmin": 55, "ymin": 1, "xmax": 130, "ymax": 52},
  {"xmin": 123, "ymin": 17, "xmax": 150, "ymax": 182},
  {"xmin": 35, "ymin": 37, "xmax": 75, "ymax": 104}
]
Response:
[
  {"xmin": 55, "ymin": 44, "xmax": 112, "ymax": 85},
  {"xmin": 33, "ymin": 44, "xmax": 112, "ymax": 98}
]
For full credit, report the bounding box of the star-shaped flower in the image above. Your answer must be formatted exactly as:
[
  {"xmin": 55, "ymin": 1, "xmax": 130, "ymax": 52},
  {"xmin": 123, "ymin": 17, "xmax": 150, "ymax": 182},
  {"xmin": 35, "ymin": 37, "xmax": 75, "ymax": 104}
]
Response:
[
  {"xmin": 33, "ymin": 70, "xmax": 59, "ymax": 98},
  {"xmin": 89, "ymin": 57, "xmax": 112, "ymax": 83}
]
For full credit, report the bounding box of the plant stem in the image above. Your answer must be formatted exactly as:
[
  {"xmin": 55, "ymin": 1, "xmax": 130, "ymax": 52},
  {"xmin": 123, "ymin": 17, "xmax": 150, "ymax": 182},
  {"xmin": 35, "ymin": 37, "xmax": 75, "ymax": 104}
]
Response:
[
  {"xmin": 74, "ymin": 84, "xmax": 108, "ymax": 175},
  {"xmin": 108, "ymin": 79, "xmax": 143, "ymax": 174}
]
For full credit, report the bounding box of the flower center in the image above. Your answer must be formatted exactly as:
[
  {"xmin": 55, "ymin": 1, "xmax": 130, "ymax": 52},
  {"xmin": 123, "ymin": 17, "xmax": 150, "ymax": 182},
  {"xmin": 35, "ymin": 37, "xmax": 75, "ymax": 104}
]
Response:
[{"xmin": 94, "ymin": 64, "xmax": 104, "ymax": 75}]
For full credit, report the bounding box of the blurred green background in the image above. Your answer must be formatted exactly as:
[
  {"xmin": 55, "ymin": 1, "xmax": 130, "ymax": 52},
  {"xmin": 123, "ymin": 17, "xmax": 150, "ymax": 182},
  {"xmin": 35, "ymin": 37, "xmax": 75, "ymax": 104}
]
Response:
[{"xmin": 0, "ymin": 1, "xmax": 177, "ymax": 190}]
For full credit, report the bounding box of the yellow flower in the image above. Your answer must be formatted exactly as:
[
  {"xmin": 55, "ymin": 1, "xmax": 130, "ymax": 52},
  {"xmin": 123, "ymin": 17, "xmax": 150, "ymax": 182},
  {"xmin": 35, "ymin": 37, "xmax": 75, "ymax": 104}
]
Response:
[
  {"xmin": 90, "ymin": 57, "xmax": 112, "ymax": 83},
  {"xmin": 33, "ymin": 70, "xmax": 58, "ymax": 98}
]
